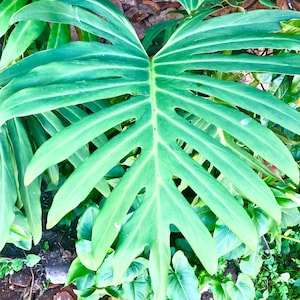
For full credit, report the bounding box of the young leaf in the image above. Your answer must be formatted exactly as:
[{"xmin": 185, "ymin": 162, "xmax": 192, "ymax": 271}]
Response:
[
  {"xmin": 76, "ymin": 239, "xmax": 96, "ymax": 270},
  {"xmin": 240, "ymin": 252, "xmax": 263, "ymax": 278},
  {"xmin": 120, "ymin": 279, "xmax": 152, "ymax": 300},
  {"xmin": 0, "ymin": 0, "xmax": 27, "ymax": 38},
  {"xmin": 213, "ymin": 223, "xmax": 243, "ymax": 258},
  {"xmin": 67, "ymin": 257, "xmax": 92, "ymax": 285},
  {"xmin": 259, "ymin": 0, "xmax": 277, "ymax": 7},
  {"xmin": 25, "ymin": 254, "xmax": 41, "ymax": 267},
  {"xmin": 8, "ymin": 209, "xmax": 32, "ymax": 250},
  {"xmin": 167, "ymin": 251, "xmax": 200, "ymax": 300},
  {"xmin": 281, "ymin": 19, "xmax": 300, "ymax": 35},
  {"xmin": 225, "ymin": 273, "xmax": 255, "ymax": 300},
  {"xmin": 0, "ymin": 20, "xmax": 46, "ymax": 68},
  {"xmin": 77, "ymin": 205, "xmax": 100, "ymax": 241}
]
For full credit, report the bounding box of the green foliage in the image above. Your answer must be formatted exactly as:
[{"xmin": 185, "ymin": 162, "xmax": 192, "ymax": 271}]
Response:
[
  {"xmin": 0, "ymin": 0, "xmax": 46, "ymax": 69},
  {"xmin": 0, "ymin": 0, "xmax": 110, "ymax": 251},
  {"xmin": 68, "ymin": 205, "xmax": 200, "ymax": 299},
  {"xmin": 200, "ymin": 201, "xmax": 300, "ymax": 300},
  {"xmin": 0, "ymin": 0, "xmax": 300, "ymax": 299},
  {"xmin": 167, "ymin": 251, "xmax": 200, "ymax": 300},
  {"xmin": 255, "ymin": 227, "xmax": 300, "ymax": 300},
  {"xmin": 8, "ymin": 208, "xmax": 33, "ymax": 250},
  {"xmin": 0, "ymin": 253, "xmax": 40, "ymax": 279}
]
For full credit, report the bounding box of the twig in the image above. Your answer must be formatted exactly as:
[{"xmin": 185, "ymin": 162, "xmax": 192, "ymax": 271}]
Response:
[{"xmin": 28, "ymin": 267, "xmax": 35, "ymax": 300}]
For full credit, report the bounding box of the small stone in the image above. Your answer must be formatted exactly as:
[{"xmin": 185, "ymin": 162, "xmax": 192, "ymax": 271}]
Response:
[
  {"xmin": 9, "ymin": 271, "xmax": 32, "ymax": 287},
  {"xmin": 45, "ymin": 262, "xmax": 70, "ymax": 284}
]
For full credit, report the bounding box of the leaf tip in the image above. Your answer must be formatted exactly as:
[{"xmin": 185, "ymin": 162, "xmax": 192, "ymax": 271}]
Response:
[{"xmin": 24, "ymin": 168, "xmax": 34, "ymax": 186}]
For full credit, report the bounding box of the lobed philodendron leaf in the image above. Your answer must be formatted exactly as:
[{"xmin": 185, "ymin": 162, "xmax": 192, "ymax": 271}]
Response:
[{"xmin": 0, "ymin": 1, "xmax": 300, "ymax": 298}]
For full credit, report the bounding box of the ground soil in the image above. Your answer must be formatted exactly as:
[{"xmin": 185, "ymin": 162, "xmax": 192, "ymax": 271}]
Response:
[{"xmin": 1, "ymin": 0, "xmax": 299, "ymax": 299}]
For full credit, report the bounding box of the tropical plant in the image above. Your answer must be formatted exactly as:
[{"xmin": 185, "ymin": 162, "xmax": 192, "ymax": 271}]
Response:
[
  {"xmin": 0, "ymin": 0, "xmax": 103, "ymax": 251},
  {"xmin": 200, "ymin": 195, "xmax": 300, "ymax": 300},
  {"xmin": 254, "ymin": 238, "xmax": 300, "ymax": 300},
  {"xmin": 0, "ymin": 253, "xmax": 40, "ymax": 279},
  {"xmin": 0, "ymin": 0, "xmax": 300, "ymax": 298}
]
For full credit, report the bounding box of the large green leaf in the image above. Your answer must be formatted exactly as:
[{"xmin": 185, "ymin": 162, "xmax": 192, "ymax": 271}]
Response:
[
  {"xmin": 0, "ymin": 1, "xmax": 300, "ymax": 298},
  {"xmin": 6, "ymin": 119, "xmax": 42, "ymax": 244},
  {"xmin": 0, "ymin": 126, "xmax": 17, "ymax": 250}
]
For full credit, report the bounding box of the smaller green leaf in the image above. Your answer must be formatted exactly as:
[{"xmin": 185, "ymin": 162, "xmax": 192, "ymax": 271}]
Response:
[
  {"xmin": 213, "ymin": 223, "xmax": 243, "ymax": 258},
  {"xmin": 77, "ymin": 205, "xmax": 99, "ymax": 241},
  {"xmin": 290, "ymin": 75, "xmax": 300, "ymax": 94},
  {"xmin": 0, "ymin": 0, "xmax": 27, "ymax": 38},
  {"xmin": 240, "ymin": 252, "xmax": 263, "ymax": 278},
  {"xmin": 80, "ymin": 29, "xmax": 98, "ymax": 42},
  {"xmin": 67, "ymin": 257, "xmax": 92, "ymax": 285},
  {"xmin": 25, "ymin": 254, "xmax": 41, "ymax": 267},
  {"xmin": 195, "ymin": 206, "xmax": 217, "ymax": 231},
  {"xmin": 8, "ymin": 209, "xmax": 32, "ymax": 250},
  {"xmin": 76, "ymin": 239, "xmax": 96, "ymax": 270},
  {"xmin": 95, "ymin": 254, "xmax": 114, "ymax": 288},
  {"xmin": 120, "ymin": 279, "xmax": 152, "ymax": 300},
  {"xmin": 210, "ymin": 280, "xmax": 227, "ymax": 300},
  {"xmin": 222, "ymin": 244, "xmax": 247, "ymax": 261},
  {"xmin": 281, "ymin": 19, "xmax": 300, "ymax": 35},
  {"xmin": 123, "ymin": 258, "xmax": 148, "ymax": 282},
  {"xmin": 75, "ymin": 272, "xmax": 96, "ymax": 291},
  {"xmin": 276, "ymin": 194, "xmax": 300, "ymax": 208},
  {"xmin": 75, "ymin": 287, "xmax": 99, "ymax": 299},
  {"xmin": 167, "ymin": 251, "xmax": 200, "ymax": 300},
  {"xmin": 259, "ymin": 0, "xmax": 277, "ymax": 7},
  {"xmin": 96, "ymin": 255, "xmax": 148, "ymax": 289},
  {"xmin": 142, "ymin": 19, "xmax": 181, "ymax": 52},
  {"xmin": 0, "ymin": 20, "xmax": 46, "ymax": 68},
  {"xmin": 251, "ymin": 208, "xmax": 271, "ymax": 237},
  {"xmin": 280, "ymin": 207, "xmax": 300, "ymax": 228},
  {"xmin": 225, "ymin": 274, "xmax": 255, "ymax": 300}
]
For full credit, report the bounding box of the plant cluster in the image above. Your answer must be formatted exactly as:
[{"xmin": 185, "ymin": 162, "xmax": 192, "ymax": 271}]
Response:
[
  {"xmin": 0, "ymin": 254, "xmax": 40, "ymax": 279},
  {"xmin": 0, "ymin": 0, "xmax": 300, "ymax": 299},
  {"xmin": 254, "ymin": 227, "xmax": 300, "ymax": 300}
]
